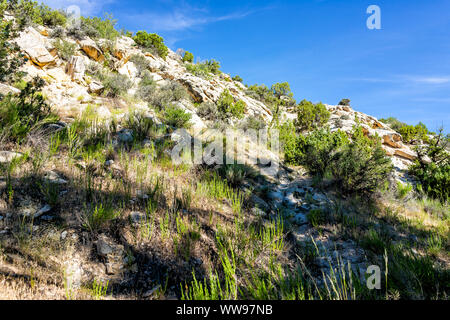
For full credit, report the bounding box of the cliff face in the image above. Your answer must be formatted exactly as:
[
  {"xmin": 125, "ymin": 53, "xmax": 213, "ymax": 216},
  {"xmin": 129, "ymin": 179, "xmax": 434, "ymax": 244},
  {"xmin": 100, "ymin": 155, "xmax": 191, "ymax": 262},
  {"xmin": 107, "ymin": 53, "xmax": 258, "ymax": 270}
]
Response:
[{"xmin": 12, "ymin": 24, "xmax": 424, "ymax": 175}]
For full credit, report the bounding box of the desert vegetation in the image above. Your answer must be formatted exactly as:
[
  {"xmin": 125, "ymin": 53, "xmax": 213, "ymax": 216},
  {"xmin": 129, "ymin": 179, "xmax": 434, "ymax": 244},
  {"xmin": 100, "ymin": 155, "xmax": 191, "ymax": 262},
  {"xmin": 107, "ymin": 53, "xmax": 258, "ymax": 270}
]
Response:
[{"xmin": 0, "ymin": 1, "xmax": 448, "ymax": 301}]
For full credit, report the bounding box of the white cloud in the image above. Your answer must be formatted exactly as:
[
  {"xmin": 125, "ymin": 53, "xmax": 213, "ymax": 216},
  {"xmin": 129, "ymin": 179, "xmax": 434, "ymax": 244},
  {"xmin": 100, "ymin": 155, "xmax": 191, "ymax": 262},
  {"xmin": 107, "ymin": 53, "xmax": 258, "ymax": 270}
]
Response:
[
  {"xmin": 408, "ymin": 76, "xmax": 450, "ymax": 84},
  {"xmin": 124, "ymin": 7, "xmax": 256, "ymax": 32},
  {"xmin": 346, "ymin": 75, "xmax": 450, "ymax": 86}
]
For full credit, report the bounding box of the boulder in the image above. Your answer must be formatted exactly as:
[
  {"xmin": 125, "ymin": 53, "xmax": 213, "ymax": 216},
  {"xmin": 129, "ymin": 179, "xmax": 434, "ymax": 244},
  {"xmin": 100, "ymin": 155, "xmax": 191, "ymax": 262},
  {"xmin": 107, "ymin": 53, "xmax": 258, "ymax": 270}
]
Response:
[
  {"xmin": 113, "ymin": 36, "xmax": 135, "ymax": 61},
  {"xmin": 35, "ymin": 25, "xmax": 49, "ymax": 37},
  {"xmin": 0, "ymin": 83, "xmax": 20, "ymax": 96},
  {"xmin": 88, "ymin": 80, "xmax": 104, "ymax": 94},
  {"xmin": 66, "ymin": 56, "xmax": 85, "ymax": 82},
  {"xmin": 0, "ymin": 151, "xmax": 23, "ymax": 163},
  {"xmin": 78, "ymin": 38, "xmax": 104, "ymax": 62},
  {"xmin": 118, "ymin": 61, "xmax": 138, "ymax": 82},
  {"xmin": 394, "ymin": 148, "xmax": 417, "ymax": 161},
  {"xmin": 15, "ymin": 27, "xmax": 55, "ymax": 67},
  {"xmin": 383, "ymin": 133, "xmax": 403, "ymax": 149}
]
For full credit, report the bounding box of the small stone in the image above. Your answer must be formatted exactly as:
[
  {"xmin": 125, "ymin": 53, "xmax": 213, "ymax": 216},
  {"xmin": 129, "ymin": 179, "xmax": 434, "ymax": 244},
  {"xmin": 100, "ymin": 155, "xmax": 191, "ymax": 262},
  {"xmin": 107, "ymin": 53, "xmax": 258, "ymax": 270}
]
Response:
[
  {"xmin": 35, "ymin": 204, "xmax": 52, "ymax": 218},
  {"xmin": 294, "ymin": 213, "xmax": 308, "ymax": 225},
  {"xmin": 105, "ymin": 159, "xmax": 114, "ymax": 166},
  {"xmin": 97, "ymin": 236, "xmax": 115, "ymax": 257},
  {"xmin": 0, "ymin": 151, "xmax": 23, "ymax": 163},
  {"xmin": 143, "ymin": 285, "xmax": 161, "ymax": 298},
  {"xmin": 118, "ymin": 129, "xmax": 133, "ymax": 143},
  {"xmin": 61, "ymin": 231, "xmax": 68, "ymax": 240},
  {"xmin": 251, "ymin": 207, "xmax": 266, "ymax": 217},
  {"xmin": 44, "ymin": 171, "xmax": 68, "ymax": 184},
  {"xmin": 130, "ymin": 211, "xmax": 146, "ymax": 225},
  {"xmin": 105, "ymin": 262, "xmax": 115, "ymax": 275},
  {"xmin": 136, "ymin": 190, "xmax": 149, "ymax": 200}
]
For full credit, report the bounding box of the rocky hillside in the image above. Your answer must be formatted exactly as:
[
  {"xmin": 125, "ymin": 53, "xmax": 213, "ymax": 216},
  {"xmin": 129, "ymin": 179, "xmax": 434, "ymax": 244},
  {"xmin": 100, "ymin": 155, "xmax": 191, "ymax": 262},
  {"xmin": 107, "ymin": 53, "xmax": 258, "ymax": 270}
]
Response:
[{"xmin": 0, "ymin": 6, "xmax": 448, "ymax": 300}]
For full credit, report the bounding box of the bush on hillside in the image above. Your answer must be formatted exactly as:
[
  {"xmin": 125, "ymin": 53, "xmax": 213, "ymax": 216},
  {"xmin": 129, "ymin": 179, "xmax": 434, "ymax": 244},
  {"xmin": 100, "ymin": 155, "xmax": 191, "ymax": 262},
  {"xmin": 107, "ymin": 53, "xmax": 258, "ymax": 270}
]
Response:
[
  {"xmin": 217, "ymin": 89, "xmax": 246, "ymax": 119},
  {"xmin": 197, "ymin": 101, "xmax": 219, "ymax": 121},
  {"xmin": 124, "ymin": 110, "xmax": 155, "ymax": 143},
  {"xmin": 0, "ymin": 77, "xmax": 55, "ymax": 143},
  {"xmin": 279, "ymin": 121, "xmax": 297, "ymax": 163},
  {"xmin": 81, "ymin": 14, "xmax": 120, "ymax": 41},
  {"xmin": 164, "ymin": 105, "xmax": 192, "ymax": 129},
  {"xmin": 102, "ymin": 72, "xmax": 133, "ymax": 97},
  {"xmin": 53, "ymin": 38, "xmax": 76, "ymax": 61},
  {"xmin": 284, "ymin": 126, "xmax": 392, "ymax": 195},
  {"xmin": 182, "ymin": 51, "xmax": 194, "ymax": 63},
  {"xmin": 39, "ymin": 4, "xmax": 66, "ymax": 27},
  {"xmin": 330, "ymin": 127, "xmax": 393, "ymax": 194},
  {"xmin": 129, "ymin": 54, "xmax": 150, "ymax": 77},
  {"xmin": 133, "ymin": 31, "xmax": 168, "ymax": 59},
  {"xmin": 398, "ymin": 122, "xmax": 429, "ymax": 144},
  {"xmin": 288, "ymin": 128, "xmax": 349, "ymax": 177},
  {"xmin": 142, "ymin": 82, "xmax": 188, "ymax": 110},
  {"xmin": 186, "ymin": 59, "xmax": 221, "ymax": 79},
  {"xmin": 379, "ymin": 117, "xmax": 407, "ymax": 132},
  {"xmin": 338, "ymin": 99, "xmax": 351, "ymax": 106},
  {"xmin": 410, "ymin": 127, "xmax": 450, "ymax": 202},
  {"xmin": 232, "ymin": 75, "xmax": 243, "ymax": 83},
  {"xmin": 6, "ymin": 1, "xmax": 66, "ymax": 29},
  {"xmin": 295, "ymin": 99, "xmax": 330, "ymax": 132},
  {"xmin": 239, "ymin": 115, "xmax": 267, "ymax": 131},
  {"xmin": 0, "ymin": 18, "xmax": 24, "ymax": 83}
]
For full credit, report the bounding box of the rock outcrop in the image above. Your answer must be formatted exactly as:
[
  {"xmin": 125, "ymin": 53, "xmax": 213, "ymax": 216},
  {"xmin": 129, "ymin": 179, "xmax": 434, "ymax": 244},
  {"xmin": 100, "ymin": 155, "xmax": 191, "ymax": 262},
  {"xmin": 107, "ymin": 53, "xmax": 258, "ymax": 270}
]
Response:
[
  {"xmin": 78, "ymin": 38, "xmax": 104, "ymax": 62},
  {"xmin": 66, "ymin": 56, "xmax": 85, "ymax": 82},
  {"xmin": 14, "ymin": 27, "xmax": 55, "ymax": 67}
]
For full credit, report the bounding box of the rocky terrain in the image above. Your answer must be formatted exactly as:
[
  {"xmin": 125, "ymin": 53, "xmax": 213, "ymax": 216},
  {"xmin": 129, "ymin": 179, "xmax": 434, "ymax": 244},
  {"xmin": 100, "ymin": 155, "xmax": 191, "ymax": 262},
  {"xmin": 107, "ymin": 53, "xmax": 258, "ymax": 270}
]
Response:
[{"xmin": 0, "ymin": 8, "xmax": 448, "ymax": 300}]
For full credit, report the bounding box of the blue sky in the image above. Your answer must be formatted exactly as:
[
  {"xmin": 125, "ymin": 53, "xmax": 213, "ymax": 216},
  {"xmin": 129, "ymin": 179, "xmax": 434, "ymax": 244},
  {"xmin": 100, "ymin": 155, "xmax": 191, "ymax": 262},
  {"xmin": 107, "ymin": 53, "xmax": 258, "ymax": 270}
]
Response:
[{"xmin": 43, "ymin": 0, "xmax": 450, "ymax": 132}]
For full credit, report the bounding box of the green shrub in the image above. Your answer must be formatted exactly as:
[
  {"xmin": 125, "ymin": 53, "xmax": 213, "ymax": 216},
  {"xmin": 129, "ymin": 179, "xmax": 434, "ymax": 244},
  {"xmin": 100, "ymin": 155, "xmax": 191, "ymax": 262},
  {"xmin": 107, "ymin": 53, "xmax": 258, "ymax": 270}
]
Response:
[
  {"xmin": 39, "ymin": 4, "xmax": 66, "ymax": 27},
  {"xmin": 285, "ymin": 126, "xmax": 392, "ymax": 195},
  {"xmin": 81, "ymin": 13, "xmax": 120, "ymax": 41},
  {"xmin": 271, "ymin": 82, "xmax": 293, "ymax": 99},
  {"xmin": 0, "ymin": 19, "xmax": 24, "ymax": 83},
  {"xmin": 8, "ymin": 0, "xmax": 42, "ymax": 28},
  {"xmin": 197, "ymin": 101, "xmax": 219, "ymax": 120},
  {"xmin": 185, "ymin": 60, "xmax": 221, "ymax": 79},
  {"xmin": 142, "ymin": 82, "xmax": 187, "ymax": 110},
  {"xmin": 53, "ymin": 38, "xmax": 76, "ymax": 61},
  {"xmin": 125, "ymin": 111, "xmax": 155, "ymax": 142},
  {"xmin": 378, "ymin": 117, "xmax": 408, "ymax": 132},
  {"xmin": 279, "ymin": 121, "xmax": 297, "ymax": 163},
  {"xmin": 398, "ymin": 123, "xmax": 429, "ymax": 144},
  {"xmin": 182, "ymin": 51, "xmax": 194, "ymax": 63},
  {"xmin": 7, "ymin": 1, "xmax": 67, "ymax": 28},
  {"xmin": 232, "ymin": 75, "xmax": 243, "ymax": 83},
  {"xmin": 288, "ymin": 128, "xmax": 349, "ymax": 177},
  {"xmin": 396, "ymin": 182, "xmax": 413, "ymax": 199},
  {"xmin": 217, "ymin": 89, "xmax": 246, "ymax": 119},
  {"xmin": 136, "ymin": 72, "xmax": 157, "ymax": 101},
  {"xmin": 330, "ymin": 127, "xmax": 393, "ymax": 194},
  {"xmin": 239, "ymin": 115, "xmax": 267, "ymax": 131},
  {"xmin": 102, "ymin": 72, "xmax": 133, "ymax": 97},
  {"xmin": 338, "ymin": 99, "xmax": 351, "ymax": 106},
  {"xmin": 133, "ymin": 31, "xmax": 168, "ymax": 59},
  {"xmin": 410, "ymin": 128, "xmax": 450, "ymax": 202},
  {"xmin": 0, "ymin": 77, "xmax": 55, "ymax": 143},
  {"xmin": 129, "ymin": 54, "xmax": 149, "ymax": 76},
  {"xmin": 295, "ymin": 99, "xmax": 330, "ymax": 131},
  {"xmin": 164, "ymin": 105, "xmax": 192, "ymax": 128}
]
